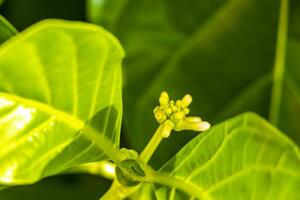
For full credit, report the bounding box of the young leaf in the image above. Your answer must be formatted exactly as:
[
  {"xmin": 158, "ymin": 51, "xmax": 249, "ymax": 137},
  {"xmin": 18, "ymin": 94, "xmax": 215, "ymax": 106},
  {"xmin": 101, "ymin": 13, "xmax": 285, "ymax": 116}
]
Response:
[
  {"xmin": 155, "ymin": 112, "xmax": 300, "ymax": 199},
  {"xmin": 0, "ymin": 15, "xmax": 17, "ymax": 44},
  {"xmin": 0, "ymin": 20, "xmax": 124, "ymax": 185}
]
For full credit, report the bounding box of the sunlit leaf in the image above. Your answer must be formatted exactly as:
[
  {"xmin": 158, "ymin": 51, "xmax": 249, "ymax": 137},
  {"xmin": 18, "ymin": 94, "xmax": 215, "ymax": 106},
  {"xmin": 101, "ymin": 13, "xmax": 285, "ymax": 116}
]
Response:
[
  {"xmin": 155, "ymin": 112, "xmax": 300, "ymax": 199},
  {"xmin": 0, "ymin": 19, "xmax": 124, "ymax": 185}
]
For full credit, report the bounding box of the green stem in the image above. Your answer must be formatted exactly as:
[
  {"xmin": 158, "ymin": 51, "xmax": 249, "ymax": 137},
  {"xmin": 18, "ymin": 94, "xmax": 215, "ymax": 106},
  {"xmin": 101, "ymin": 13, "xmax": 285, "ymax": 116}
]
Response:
[
  {"xmin": 100, "ymin": 181, "xmax": 122, "ymax": 200},
  {"xmin": 63, "ymin": 161, "xmax": 116, "ymax": 180},
  {"xmin": 139, "ymin": 121, "xmax": 173, "ymax": 164},
  {"xmin": 0, "ymin": 92, "xmax": 123, "ymax": 164},
  {"xmin": 147, "ymin": 172, "xmax": 212, "ymax": 200},
  {"xmin": 269, "ymin": 0, "xmax": 289, "ymax": 124},
  {"xmin": 100, "ymin": 120, "xmax": 173, "ymax": 199},
  {"xmin": 83, "ymin": 126, "xmax": 123, "ymax": 164},
  {"xmin": 100, "ymin": 180, "xmax": 139, "ymax": 200}
]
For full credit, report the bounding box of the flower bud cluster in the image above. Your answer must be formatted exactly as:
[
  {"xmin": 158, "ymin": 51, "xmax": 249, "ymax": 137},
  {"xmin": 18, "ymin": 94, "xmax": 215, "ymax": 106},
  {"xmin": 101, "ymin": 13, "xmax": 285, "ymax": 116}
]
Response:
[{"xmin": 153, "ymin": 92, "xmax": 210, "ymax": 137}]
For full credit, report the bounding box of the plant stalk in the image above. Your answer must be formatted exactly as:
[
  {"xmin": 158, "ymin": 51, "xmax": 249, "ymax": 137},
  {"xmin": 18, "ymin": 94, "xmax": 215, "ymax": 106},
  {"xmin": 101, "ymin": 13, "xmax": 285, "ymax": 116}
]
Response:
[
  {"xmin": 139, "ymin": 121, "xmax": 173, "ymax": 164},
  {"xmin": 269, "ymin": 0, "xmax": 289, "ymax": 124},
  {"xmin": 63, "ymin": 161, "xmax": 116, "ymax": 180},
  {"xmin": 100, "ymin": 180, "xmax": 139, "ymax": 200}
]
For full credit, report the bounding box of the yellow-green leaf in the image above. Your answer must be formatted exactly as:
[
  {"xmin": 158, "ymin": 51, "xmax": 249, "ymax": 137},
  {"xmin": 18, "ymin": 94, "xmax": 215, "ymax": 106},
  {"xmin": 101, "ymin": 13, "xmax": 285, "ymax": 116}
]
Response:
[
  {"xmin": 0, "ymin": 19, "xmax": 124, "ymax": 185},
  {"xmin": 155, "ymin": 113, "xmax": 300, "ymax": 199}
]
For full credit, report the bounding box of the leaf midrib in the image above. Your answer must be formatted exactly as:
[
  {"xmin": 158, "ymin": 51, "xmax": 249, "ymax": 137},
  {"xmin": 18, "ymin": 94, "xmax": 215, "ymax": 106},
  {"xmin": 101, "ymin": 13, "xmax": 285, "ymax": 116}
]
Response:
[
  {"xmin": 0, "ymin": 91, "xmax": 123, "ymax": 163},
  {"xmin": 163, "ymin": 114, "xmax": 300, "ymax": 199},
  {"xmin": 149, "ymin": 172, "xmax": 212, "ymax": 200},
  {"xmin": 0, "ymin": 91, "xmax": 85, "ymax": 129},
  {"xmin": 13, "ymin": 138, "xmax": 74, "ymax": 184},
  {"xmin": 207, "ymin": 166, "xmax": 300, "ymax": 194}
]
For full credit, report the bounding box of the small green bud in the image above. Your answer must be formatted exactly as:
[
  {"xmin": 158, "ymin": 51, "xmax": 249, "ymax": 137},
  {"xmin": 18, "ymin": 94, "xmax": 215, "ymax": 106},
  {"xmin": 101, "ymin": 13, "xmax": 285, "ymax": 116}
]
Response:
[
  {"xmin": 160, "ymin": 120, "xmax": 174, "ymax": 138},
  {"xmin": 153, "ymin": 107, "xmax": 167, "ymax": 124},
  {"xmin": 174, "ymin": 118, "xmax": 210, "ymax": 132},
  {"xmin": 186, "ymin": 116, "xmax": 202, "ymax": 122},
  {"xmin": 170, "ymin": 100, "xmax": 177, "ymax": 112},
  {"xmin": 175, "ymin": 100, "xmax": 182, "ymax": 108},
  {"xmin": 159, "ymin": 91, "xmax": 169, "ymax": 106},
  {"xmin": 161, "ymin": 91, "xmax": 169, "ymax": 99},
  {"xmin": 165, "ymin": 107, "xmax": 173, "ymax": 116},
  {"xmin": 181, "ymin": 94, "xmax": 192, "ymax": 107},
  {"xmin": 170, "ymin": 100, "xmax": 175, "ymax": 106},
  {"xmin": 197, "ymin": 121, "xmax": 211, "ymax": 131},
  {"xmin": 171, "ymin": 111, "xmax": 185, "ymax": 122},
  {"xmin": 153, "ymin": 91, "xmax": 210, "ymax": 136},
  {"xmin": 120, "ymin": 148, "xmax": 139, "ymax": 160},
  {"xmin": 183, "ymin": 108, "xmax": 190, "ymax": 114}
]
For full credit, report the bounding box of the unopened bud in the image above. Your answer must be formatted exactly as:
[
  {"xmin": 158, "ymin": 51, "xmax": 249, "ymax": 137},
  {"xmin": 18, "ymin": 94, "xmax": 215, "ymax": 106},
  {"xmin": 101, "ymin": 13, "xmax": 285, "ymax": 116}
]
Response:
[
  {"xmin": 154, "ymin": 107, "xmax": 167, "ymax": 123},
  {"xmin": 159, "ymin": 91, "xmax": 169, "ymax": 106},
  {"xmin": 181, "ymin": 94, "xmax": 192, "ymax": 107},
  {"xmin": 175, "ymin": 100, "xmax": 182, "ymax": 108},
  {"xmin": 186, "ymin": 116, "xmax": 202, "ymax": 122},
  {"xmin": 160, "ymin": 120, "xmax": 174, "ymax": 138},
  {"xmin": 171, "ymin": 111, "xmax": 185, "ymax": 122},
  {"xmin": 183, "ymin": 108, "xmax": 190, "ymax": 114}
]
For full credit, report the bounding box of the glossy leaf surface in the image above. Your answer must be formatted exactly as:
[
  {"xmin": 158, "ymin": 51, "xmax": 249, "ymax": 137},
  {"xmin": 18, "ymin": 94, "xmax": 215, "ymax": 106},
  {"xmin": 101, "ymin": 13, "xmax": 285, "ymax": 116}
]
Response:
[
  {"xmin": 155, "ymin": 113, "xmax": 300, "ymax": 199},
  {"xmin": 0, "ymin": 20, "xmax": 124, "ymax": 185}
]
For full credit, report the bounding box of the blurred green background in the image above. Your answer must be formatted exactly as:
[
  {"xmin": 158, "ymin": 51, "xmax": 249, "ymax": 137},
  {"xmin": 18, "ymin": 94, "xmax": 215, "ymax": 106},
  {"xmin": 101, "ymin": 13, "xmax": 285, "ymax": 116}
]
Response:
[{"xmin": 0, "ymin": 0, "xmax": 299, "ymax": 199}]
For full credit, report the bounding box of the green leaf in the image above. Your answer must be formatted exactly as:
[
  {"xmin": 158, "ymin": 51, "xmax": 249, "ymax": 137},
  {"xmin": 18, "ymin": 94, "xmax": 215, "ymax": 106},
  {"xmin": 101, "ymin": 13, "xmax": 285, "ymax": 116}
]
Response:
[
  {"xmin": 89, "ymin": 0, "xmax": 280, "ymax": 167},
  {"xmin": 0, "ymin": 15, "xmax": 17, "ymax": 44},
  {"xmin": 129, "ymin": 183, "xmax": 157, "ymax": 200},
  {"xmin": 155, "ymin": 112, "xmax": 300, "ymax": 199},
  {"xmin": 0, "ymin": 19, "xmax": 124, "ymax": 185}
]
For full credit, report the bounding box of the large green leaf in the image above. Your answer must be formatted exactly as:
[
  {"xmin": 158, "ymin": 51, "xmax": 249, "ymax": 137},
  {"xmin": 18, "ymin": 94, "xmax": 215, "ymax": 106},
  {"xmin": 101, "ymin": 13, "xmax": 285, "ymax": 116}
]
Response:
[
  {"xmin": 87, "ymin": 0, "xmax": 280, "ymax": 167},
  {"xmin": 0, "ymin": 15, "xmax": 17, "ymax": 44},
  {"xmin": 0, "ymin": 20, "xmax": 124, "ymax": 185},
  {"xmin": 155, "ymin": 112, "xmax": 300, "ymax": 199}
]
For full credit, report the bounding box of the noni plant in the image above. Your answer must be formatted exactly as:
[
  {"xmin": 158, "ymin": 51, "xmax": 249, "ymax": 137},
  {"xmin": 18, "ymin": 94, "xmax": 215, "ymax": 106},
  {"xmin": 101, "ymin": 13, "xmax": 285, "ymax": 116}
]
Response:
[{"xmin": 0, "ymin": 0, "xmax": 300, "ymax": 199}]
